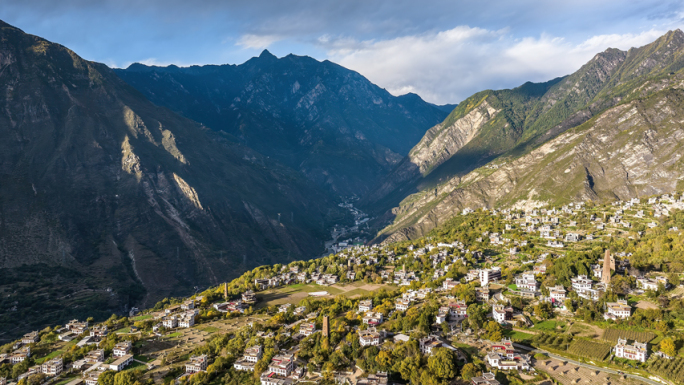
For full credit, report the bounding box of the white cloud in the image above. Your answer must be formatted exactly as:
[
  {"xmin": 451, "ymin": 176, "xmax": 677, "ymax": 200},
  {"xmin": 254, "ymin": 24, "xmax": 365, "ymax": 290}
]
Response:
[
  {"xmin": 236, "ymin": 33, "xmax": 282, "ymax": 49},
  {"xmin": 322, "ymin": 27, "xmax": 670, "ymax": 104}
]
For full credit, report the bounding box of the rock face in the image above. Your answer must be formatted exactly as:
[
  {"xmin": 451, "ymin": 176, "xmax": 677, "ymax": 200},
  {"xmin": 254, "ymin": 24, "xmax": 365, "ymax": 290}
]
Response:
[
  {"xmin": 375, "ymin": 29, "xmax": 684, "ymax": 242},
  {"xmin": 409, "ymin": 100, "xmax": 498, "ymax": 175},
  {"xmin": 0, "ymin": 20, "xmax": 344, "ymax": 336},
  {"xmin": 114, "ymin": 53, "xmax": 448, "ymax": 196}
]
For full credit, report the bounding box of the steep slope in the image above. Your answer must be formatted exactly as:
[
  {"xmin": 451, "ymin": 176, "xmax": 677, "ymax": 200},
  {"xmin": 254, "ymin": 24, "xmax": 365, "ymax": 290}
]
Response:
[
  {"xmin": 0, "ymin": 20, "xmax": 344, "ymax": 335},
  {"xmin": 374, "ymin": 29, "xmax": 684, "ymax": 242},
  {"xmin": 114, "ymin": 53, "xmax": 448, "ymax": 196}
]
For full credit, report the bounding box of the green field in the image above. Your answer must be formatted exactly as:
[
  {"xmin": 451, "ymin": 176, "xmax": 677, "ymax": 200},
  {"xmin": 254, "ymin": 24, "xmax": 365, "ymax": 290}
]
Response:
[
  {"xmin": 198, "ymin": 326, "xmax": 220, "ymax": 333},
  {"xmin": 35, "ymin": 349, "xmax": 63, "ymax": 364},
  {"xmin": 532, "ymin": 320, "xmax": 564, "ymax": 331},
  {"xmin": 134, "ymin": 355, "xmax": 152, "ymax": 362},
  {"xmin": 124, "ymin": 360, "xmax": 146, "ymax": 371},
  {"xmin": 132, "ymin": 315, "xmax": 153, "ymax": 321},
  {"xmin": 567, "ymin": 340, "xmax": 612, "ymax": 361},
  {"xmin": 602, "ymin": 328, "xmax": 656, "ymax": 344},
  {"xmin": 648, "ymin": 357, "xmax": 684, "ymax": 383},
  {"xmin": 504, "ymin": 330, "xmax": 534, "ymax": 342}
]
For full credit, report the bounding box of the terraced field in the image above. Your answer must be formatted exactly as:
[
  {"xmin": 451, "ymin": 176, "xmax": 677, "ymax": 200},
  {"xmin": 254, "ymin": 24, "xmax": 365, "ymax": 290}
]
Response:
[
  {"xmin": 567, "ymin": 340, "xmax": 612, "ymax": 361},
  {"xmin": 602, "ymin": 329, "xmax": 656, "ymax": 344}
]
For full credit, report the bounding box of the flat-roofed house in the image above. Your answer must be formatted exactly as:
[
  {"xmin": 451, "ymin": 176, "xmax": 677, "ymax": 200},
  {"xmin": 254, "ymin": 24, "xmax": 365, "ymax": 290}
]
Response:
[
  {"xmin": 359, "ymin": 328, "xmax": 383, "ymax": 347},
  {"xmin": 603, "ymin": 300, "xmax": 631, "ymax": 320},
  {"xmin": 41, "ymin": 357, "xmax": 63, "ymax": 376},
  {"xmin": 299, "ymin": 322, "xmax": 316, "ymax": 336},
  {"xmin": 21, "ymin": 331, "xmax": 39, "ymax": 345},
  {"xmin": 113, "ymin": 341, "xmax": 132, "ymax": 357},
  {"xmin": 109, "ymin": 354, "xmax": 133, "ymax": 371},
  {"xmin": 359, "ymin": 299, "xmax": 373, "ymax": 312},
  {"xmin": 186, "ymin": 355, "xmax": 209, "ymax": 374},
  {"xmin": 268, "ymin": 353, "xmax": 295, "ymax": 376}
]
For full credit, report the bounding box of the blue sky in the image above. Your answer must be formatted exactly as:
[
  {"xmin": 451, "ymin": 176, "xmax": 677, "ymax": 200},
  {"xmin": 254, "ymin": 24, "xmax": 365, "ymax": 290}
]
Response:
[{"xmin": 3, "ymin": 0, "xmax": 684, "ymax": 104}]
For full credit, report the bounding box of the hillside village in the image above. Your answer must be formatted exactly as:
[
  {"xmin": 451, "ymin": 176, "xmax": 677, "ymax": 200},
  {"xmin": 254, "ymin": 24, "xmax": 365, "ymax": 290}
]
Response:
[{"xmin": 2, "ymin": 194, "xmax": 684, "ymax": 385}]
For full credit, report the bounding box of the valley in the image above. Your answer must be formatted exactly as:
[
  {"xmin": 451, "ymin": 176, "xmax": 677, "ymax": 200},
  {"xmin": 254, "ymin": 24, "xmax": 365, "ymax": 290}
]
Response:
[{"xmin": 2, "ymin": 8, "xmax": 684, "ymax": 385}]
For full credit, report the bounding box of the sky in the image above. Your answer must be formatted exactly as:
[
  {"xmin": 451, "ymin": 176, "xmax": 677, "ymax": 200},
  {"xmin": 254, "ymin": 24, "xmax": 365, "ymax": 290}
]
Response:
[{"xmin": 3, "ymin": 0, "xmax": 684, "ymax": 104}]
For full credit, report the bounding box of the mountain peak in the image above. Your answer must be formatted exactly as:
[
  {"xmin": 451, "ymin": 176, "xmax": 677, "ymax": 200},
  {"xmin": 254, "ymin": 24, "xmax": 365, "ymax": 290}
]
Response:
[{"xmin": 259, "ymin": 49, "xmax": 277, "ymax": 60}]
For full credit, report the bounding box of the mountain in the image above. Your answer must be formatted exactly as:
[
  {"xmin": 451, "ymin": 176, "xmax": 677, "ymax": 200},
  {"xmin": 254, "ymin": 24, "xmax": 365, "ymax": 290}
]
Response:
[
  {"xmin": 114, "ymin": 52, "xmax": 449, "ymax": 196},
  {"xmin": 429, "ymin": 102, "xmax": 458, "ymax": 113},
  {"xmin": 371, "ymin": 29, "xmax": 684, "ymax": 243},
  {"xmin": 0, "ymin": 20, "xmax": 346, "ymax": 338}
]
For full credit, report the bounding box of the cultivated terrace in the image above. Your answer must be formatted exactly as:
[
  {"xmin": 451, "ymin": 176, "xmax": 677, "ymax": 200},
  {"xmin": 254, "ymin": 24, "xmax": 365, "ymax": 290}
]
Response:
[{"xmin": 2, "ymin": 194, "xmax": 684, "ymax": 385}]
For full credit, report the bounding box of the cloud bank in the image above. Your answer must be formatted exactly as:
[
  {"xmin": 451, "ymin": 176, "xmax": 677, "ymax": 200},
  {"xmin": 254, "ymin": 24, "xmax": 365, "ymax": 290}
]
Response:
[
  {"xmin": 3, "ymin": 0, "xmax": 684, "ymax": 104},
  {"xmin": 322, "ymin": 28, "xmax": 667, "ymax": 104}
]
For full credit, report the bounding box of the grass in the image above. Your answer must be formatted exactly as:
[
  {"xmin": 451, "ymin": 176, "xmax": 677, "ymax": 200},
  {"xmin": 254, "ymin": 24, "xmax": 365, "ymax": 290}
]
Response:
[
  {"xmin": 134, "ymin": 355, "xmax": 152, "ymax": 362},
  {"xmin": 132, "ymin": 315, "xmax": 153, "ymax": 321},
  {"xmin": 504, "ymin": 329, "xmax": 535, "ymax": 342},
  {"xmin": 258, "ymin": 283, "xmax": 349, "ymax": 308},
  {"xmin": 340, "ymin": 288, "xmax": 369, "ymax": 297},
  {"xmin": 167, "ymin": 332, "xmax": 182, "ymax": 338},
  {"xmin": 124, "ymin": 360, "xmax": 147, "ymax": 371},
  {"xmin": 35, "ymin": 349, "xmax": 63, "ymax": 364},
  {"xmin": 532, "ymin": 320, "xmax": 564, "ymax": 331},
  {"xmin": 115, "ymin": 327, "xmax": 131, "ymax": 334},
  {"xmin": 508, "ymin": 284, "xmax": 518, "ymax": 291},
  {"xmin": 54, "ymin": 377, "xmax": 79, "ymax": 385},
  {"xmin": 198, "ymin": 326, "xmax": 219, "ymax": 333}
]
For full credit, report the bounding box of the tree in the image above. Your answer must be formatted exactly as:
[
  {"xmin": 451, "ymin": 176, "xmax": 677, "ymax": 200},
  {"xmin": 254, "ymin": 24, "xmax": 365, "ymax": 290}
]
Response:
[
  {"xmin": 113, "ymin": 371, "xmax": 137, "ymax": 385},
  {"xmin": 460, "ymin": 363, "xmax": 479, "ymax": 381},
  {"xmin": 564, "ymin": 299, "xmax": 575, "ymax": 313},
  {"xmin": 375, "ymin": 350, "xmax": 392, "ymax": 370},
  {"xmin": 533, "ymin": 302, "xmax": 553, "ymax": 320},
  {"xmin": 660, "ymin": 338, "xmax": 676, "ymax": 357},
  {"xmin": 485, "ymin": 321, "xmax": 503, "ymax": 342},
  {"xmin": 98, "ymin": 371, "xmax": 116, "ymax": 385},
  {"xmin": 428, "ymin": 348, "xmax": 457, "ymax": 380}
]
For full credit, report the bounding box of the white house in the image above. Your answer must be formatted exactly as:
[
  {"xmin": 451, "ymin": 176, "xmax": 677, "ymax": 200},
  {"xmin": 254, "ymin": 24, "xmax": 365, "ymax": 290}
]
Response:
[
  {"xmin": 604, "ymin": 300, "xmax": 631, "ymax": 320},
  {"xmin": 614, "ymin": 338, "xmax": 648, "ymax": 362}
]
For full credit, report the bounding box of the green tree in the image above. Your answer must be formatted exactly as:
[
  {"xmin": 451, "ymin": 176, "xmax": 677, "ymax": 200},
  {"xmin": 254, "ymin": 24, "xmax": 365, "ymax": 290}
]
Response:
[
  {"xmin": 98, "ymin": 371, "xmax": 116, "ymax": 385},
  {"xmin": 564, "ymin": 299, "xmax": 574, "ymax": 312},
  {"xmin": 533, "ymin": 302, "xmax": 553, "ymax": 320},
  {"xmin": 485, "ymin": 321, "xmax": 503, "ymax": 342},
  {"xmin": 460, "ymin": 363, "xmax": 479, "ymax": 381},
  {"xmin": 428, "ymin": 348, "xmax": 457, "ymax": 380}
]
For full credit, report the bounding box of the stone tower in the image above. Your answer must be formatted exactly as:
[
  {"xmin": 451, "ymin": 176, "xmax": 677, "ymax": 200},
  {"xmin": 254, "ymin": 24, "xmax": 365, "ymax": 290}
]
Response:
[
  {"xmin": 224, "ymin": 282, "xmax": 228, "ymax": 301},
  {"xmin": 602, "ymin": 250, "xmax": 612, "ymax": 285},
  {"xmin": 322, "ymin": 315, "xmax": 329, "ymax": 338}
]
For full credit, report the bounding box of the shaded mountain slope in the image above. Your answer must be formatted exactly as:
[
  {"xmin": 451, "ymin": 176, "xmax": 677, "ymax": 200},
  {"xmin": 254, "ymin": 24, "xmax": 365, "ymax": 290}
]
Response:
[
  {"xmin": 0, "ymin": 20, "xmax": 344, "ymax": 332},
  {"xmin": 114, "ymin": 53, "xmax": 449, "ymax": 196}
]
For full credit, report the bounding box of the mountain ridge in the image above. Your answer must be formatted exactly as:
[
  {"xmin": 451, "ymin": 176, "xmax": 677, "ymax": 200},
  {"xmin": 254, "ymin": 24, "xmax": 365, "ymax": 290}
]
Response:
[
  {"xmin": 114, "ymin": 51, "xmax": 449, "ymax": 196},
  {"xmin": 371, "ymin": 29, "xmax": 684, "ymax": 243}
]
